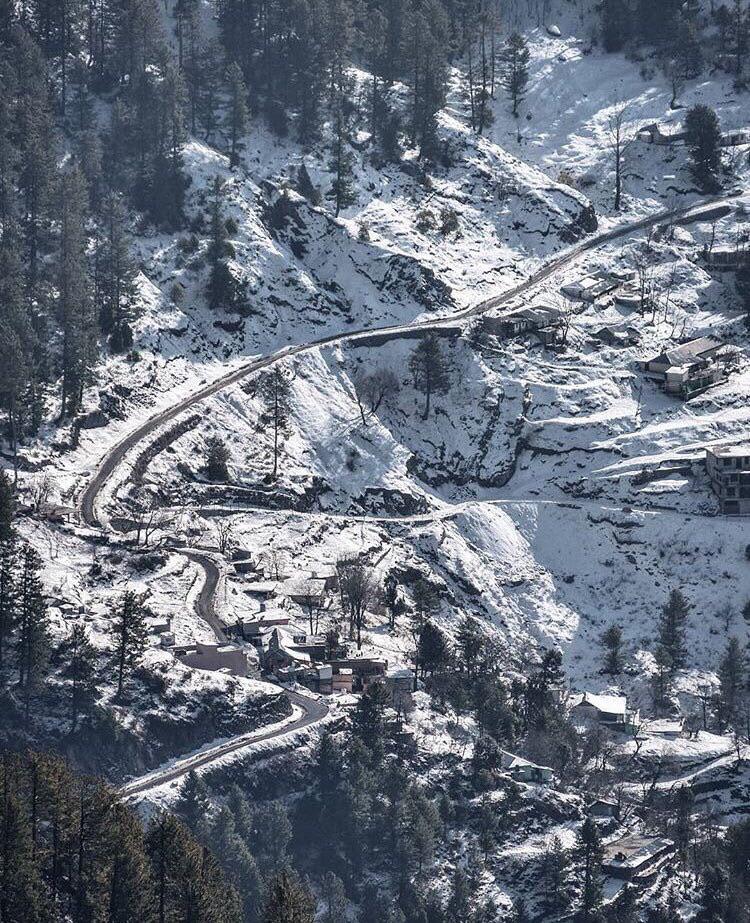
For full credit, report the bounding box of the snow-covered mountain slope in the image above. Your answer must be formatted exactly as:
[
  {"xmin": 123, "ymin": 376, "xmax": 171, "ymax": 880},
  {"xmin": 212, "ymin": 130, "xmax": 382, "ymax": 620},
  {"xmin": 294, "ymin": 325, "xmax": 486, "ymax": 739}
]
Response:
[{"xmin": 17, "ymin": 15, "xmax": 750, "ymax": 743}]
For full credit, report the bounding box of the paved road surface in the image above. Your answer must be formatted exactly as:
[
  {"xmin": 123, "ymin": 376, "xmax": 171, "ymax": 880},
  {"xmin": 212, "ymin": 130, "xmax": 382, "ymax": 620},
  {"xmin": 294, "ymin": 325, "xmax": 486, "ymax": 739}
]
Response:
[
  {"xmin": 119, "ymin": 690, "xmax": 329, "ymax": 798},
  {"xmin": 181, "ymin": 549, "xmax": 229, "ymax": 643}
]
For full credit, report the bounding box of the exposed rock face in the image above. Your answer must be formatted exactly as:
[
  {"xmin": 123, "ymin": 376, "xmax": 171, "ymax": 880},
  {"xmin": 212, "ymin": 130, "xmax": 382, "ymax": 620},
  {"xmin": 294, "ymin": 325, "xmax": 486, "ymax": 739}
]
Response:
[{"xmin": 347, "ymin": 487, "xmax": 430, "ymax": 517}]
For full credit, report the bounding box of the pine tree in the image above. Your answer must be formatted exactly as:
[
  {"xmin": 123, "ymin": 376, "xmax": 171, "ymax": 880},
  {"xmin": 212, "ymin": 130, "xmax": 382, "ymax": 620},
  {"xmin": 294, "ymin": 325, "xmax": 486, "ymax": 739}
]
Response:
[
  {"xmin": 205, "ymin": 435, "xmax": 230, "ymax": 481},
  {"xmin": 0, "ymin": 535, "xmax": 17, "ymax": 674},
  {"xmin": 601, "ymin": 624, "xmax": 624, "ymax": 674},
  {"xmin": 673, "ymin": 20, "xmax": 703, "ymax": 79},
  {"xmin": 321, "ymin": 871, "xmax": 347, "ymax": 923},
  {"xmin": 404, "ymin": 1, "xmax": 448, "ymax": 159},
  {"xmin": 717, "ymin": 636, "xmax": 745, "ymax": 731},
  {"xmin": 96, "ymin": 193, "xmax": 137, "ymax": 352},
  {"xmin": 252, "ymin": 801, "xmax": 292, "ymax": 874},
  {"xmin": 477, "ymin": 795, "xmax": 498, "ymax": 860},
  {"xmin": 656, "ymin": 589, "xmax": 690, "ymax": 676},
  {"xmin": 56, "ymin": 622, "xmax": 99, "ymax": 731},
  {"xmin": 57, "ymin": 164, "xmax": 96, "ymax": 418},
  {"xmin": 16, "ymin": 543, "xmax": 49, "ymax": 717},
  {"xmin": 0, "ymin": 225, "xmax": 35, "ymax": 476},
  {"xmin": 208, "ymin": 806, "xmax": 263, "ymax": 921},
  {"xmin": 328, "ymin": 86, "xmax": 357, "ymax": 217},
  {"xmin": 111, "ymin": 590, "xmax": 148, "ymax": 699},
  {"xmin": 0, "ymin": 470, "xmax": 14, "ymax": 540},
  {"xmin": 197, "ymin": 39, "xmax": 223, "ymax": 142},
  {"xmin": 175, "ymin": 769, "xmax": 211, "ymax": 834},
  {"xmin": 226, "ymin": 62, "xmax": 248, "ymax": 168},
  {"xmin": 259, "ymin": 367, "xmax": 292, "ymax": 478},
  {"xmin": 694, "ymin": 863, "xmax": 728, "ymax": 923},
  {"xmin": 0, "ymin": 792, "xmax": 52, "ymax": 921},
  {"xmin": 352, "ymin": 680, "xmax": 391, "ymax": 760},
  {"xmin": 601, "ymin": 0, "xmax": 631, "ymax": 52},
  {"xmin": 544, "ymin": 835, "xmax": 570, "ymax": 913},
  {"xmin": 685, "ymin": 104, "xmax": 722, "ymax": 192},
  {"xmin": 575, "ymin": 818, "xmax": 603, "ymax": 923},
  {"xmin": 607, "ymin": 885, "xmax": 637, "ymax": 923},
  {"xmin": 205, "ymin": 177, "xmax": 246, "ymax": 314},
  {"xmin": 409, "ymin": 333, "xmax": 451, "ymax": 420},
  {"xmin": 500, "ymin": 33, "xmax": 530, "ymax": 118},
  {"xmin": 446, "ymin": 865, "xmax": 471, "ymax": 923},
  {"xmin": 263, "ymin": 869, "xmax": 315, "ymax": 923},
  {"xmin": 14, "ymin": 29, "xmax": 56, "ymax": 295}
]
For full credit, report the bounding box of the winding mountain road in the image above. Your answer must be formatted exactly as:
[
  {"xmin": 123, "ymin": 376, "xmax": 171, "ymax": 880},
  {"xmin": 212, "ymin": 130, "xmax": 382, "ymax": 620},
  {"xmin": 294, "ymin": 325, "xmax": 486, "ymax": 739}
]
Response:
[
  {"xmin": 119, "ymin": 690, "xmax": 330, "ymax": 799},
  {"xmin": 182, "ymin": 549, "xmax": 229, "ymax": 643},
  {"xmin": 78, "ymin": 196, "xmax": 728, "ymax": 529},
  {"xmin": 77, "ymin": 193, "xmax": 732, "ymax": 797}
]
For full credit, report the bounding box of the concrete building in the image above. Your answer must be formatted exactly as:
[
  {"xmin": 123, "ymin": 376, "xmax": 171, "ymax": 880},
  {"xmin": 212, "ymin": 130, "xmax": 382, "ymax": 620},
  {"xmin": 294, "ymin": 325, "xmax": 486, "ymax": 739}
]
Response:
[
  {"xmin": 174, "ymin": 642, "xmax": 251, "ymax": 677},
  {"xmin": 602, "ymin": 834, "xmax": 675, "ymax": 883},
  {"xmin": 639, "ymin": 337, "xmax": 726, "ymax": 399},
  {"xmin": 706, "ymin": 445, "xmax": 750, "ymax": 514},
  {"xmin": 328, "ymin": 657, "xmax": 387, "ymax": 692},
  {"xmin": 561, "ymin": 272, "xmax": 619, "ymax": 303}
]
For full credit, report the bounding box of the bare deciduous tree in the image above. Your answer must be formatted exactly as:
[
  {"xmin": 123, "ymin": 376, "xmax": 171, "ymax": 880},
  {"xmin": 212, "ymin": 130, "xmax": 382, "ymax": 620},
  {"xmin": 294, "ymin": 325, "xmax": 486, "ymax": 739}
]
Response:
[
  {"xmin": 30, "ymin": 473, "xmax": 54, "ymax": 514},
  {"xmin": 215, "ymin": 519, "xmax": 234, "ymax": 556},
  {"xmin": 606, "ymin": 103, "xmax": 635, "ymax": 211},
  {"xmin": 353, "ymin": 367, "xmax": 400, "ymax": 424},
  {"xmin": 299, "ymin": 580, "xmax": 325, "ymax": 635},
  {"xmin": 336, "ymin": 558, "xmax": 378, "ymax": 649}
]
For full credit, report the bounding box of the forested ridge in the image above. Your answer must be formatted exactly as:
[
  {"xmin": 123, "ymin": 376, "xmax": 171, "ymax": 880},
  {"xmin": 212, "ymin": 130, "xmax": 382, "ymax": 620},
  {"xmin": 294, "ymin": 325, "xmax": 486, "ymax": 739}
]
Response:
[
  {"xmin": 0, "ymin": 0, "xmax": 743, "ymax": 463},
  {"xmin": 0, "ymin": 749, "xmax": 244, "ymax": 922}
]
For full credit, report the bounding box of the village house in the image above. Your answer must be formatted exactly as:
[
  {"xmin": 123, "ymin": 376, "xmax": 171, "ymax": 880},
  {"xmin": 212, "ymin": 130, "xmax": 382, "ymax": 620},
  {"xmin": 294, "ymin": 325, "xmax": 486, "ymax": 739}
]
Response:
[
  {"xmin": 561, "ymin": 271, "xmax": 619, "ymax": 303},
  {"xmin": 289, "ymin": 633, "xmax": 328, "ymax": 661},
  {"xmin": 174, "ymin": 642, "xmax": 252, "ymax": 677},
  {"xmin": 601, "ymin": 834, "xmax": 675, "ymax": 883},
  {"xmin": 331, "ymin": 668, "xmax": 354, "ymax": 693},
  {"xmin": 225, "ymin": 612, "xmax": 291, "ymax": 645},
  {"xmin": 243, "ymin": 580, "xmax": 279, "ymax": 601},
  {"xmin": 702, "ymin": 248, "xmax": 749, "ymax": 270},
  {"xmin": 498, "ymin": 750, "xmax": 555, "ymax": 784},
  {"xmin": 637, "ymin": 122, "xmax": 686, "ymax": 145},
  {"xmin": 569, "ymin": 692, "xmax": 640, "ymax": 733},
  {"xmin": 592, "ymin": 324, "xmax": 641, "ymax": 348},
  {"xmin": 384, "ymin": 667, "xmax": 415, "ymax": 709},
  {"xmin": 644, "ymin": 717, "xmax": 686, "ymax": 739},
  {"xmin": 263, "ymin": 628, "xmax": 312, "ymax": 674},
  {"xmin": 586, "ymin": 798, "xmax": 620, "ymax": 821},
  {"xmin": 296, "ymin": 663, "xmax": 334, "ymax": 694},
  {"xmin": 638, "ymin": 336, "xmax": 726, "ymax": 399},
  {"xmin": 328, "ymin": 657, "xmax": 388, "ymax": 692},
  {"xmin": 706, "ymin": 445, "xmax": 750, "ymax": 515},
  {"xmin": 485, "ymin": 304, "xmax": 565, "ymax": 345}
]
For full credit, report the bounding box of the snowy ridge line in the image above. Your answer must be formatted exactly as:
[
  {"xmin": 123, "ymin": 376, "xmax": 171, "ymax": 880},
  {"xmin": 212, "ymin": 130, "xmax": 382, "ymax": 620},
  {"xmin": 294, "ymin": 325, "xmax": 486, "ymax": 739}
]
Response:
[
  {"xmin": 119, "ymin": 691, "xmax": 331, "ymax": 799},
  {"xmin": 77, "ymin": 193, "xmax": 730, "ymax": 531}
]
